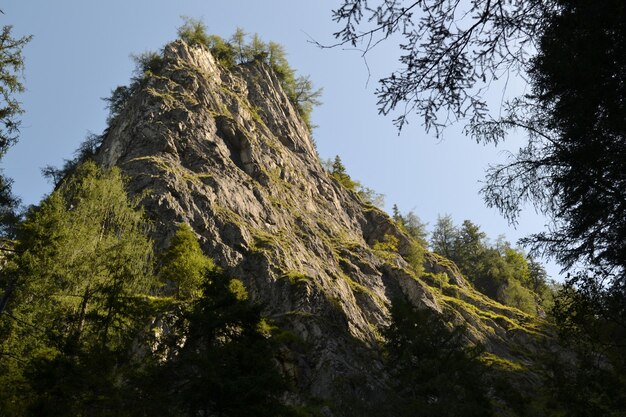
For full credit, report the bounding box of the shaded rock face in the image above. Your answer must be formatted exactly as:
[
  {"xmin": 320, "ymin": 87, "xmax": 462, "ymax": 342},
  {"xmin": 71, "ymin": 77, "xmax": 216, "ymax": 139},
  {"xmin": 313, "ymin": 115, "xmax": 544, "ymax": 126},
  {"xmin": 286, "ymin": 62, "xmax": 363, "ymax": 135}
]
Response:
[{"xmin": 96, "ymin": 41, "xmax": 543, "ymax": 413}]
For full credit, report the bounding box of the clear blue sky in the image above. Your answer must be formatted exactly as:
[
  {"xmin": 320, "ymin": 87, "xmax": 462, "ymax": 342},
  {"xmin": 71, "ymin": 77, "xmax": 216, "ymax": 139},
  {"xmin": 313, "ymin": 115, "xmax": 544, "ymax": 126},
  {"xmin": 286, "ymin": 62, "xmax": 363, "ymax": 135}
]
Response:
[{"xmin": 3, "ymin": 1, "xmax": 560, "ymax": 279}]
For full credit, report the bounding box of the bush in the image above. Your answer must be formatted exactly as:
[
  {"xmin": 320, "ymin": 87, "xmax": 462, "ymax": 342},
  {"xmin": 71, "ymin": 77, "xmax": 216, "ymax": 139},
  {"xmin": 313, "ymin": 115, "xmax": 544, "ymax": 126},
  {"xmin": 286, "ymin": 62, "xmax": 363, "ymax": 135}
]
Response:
[
  {"xmin": 131, "ymin": 51, "xmax": 164, "ymax": 77},
  {"xmin": 177, "ymin": 17, "xmax": 211, "ymax": 48}
]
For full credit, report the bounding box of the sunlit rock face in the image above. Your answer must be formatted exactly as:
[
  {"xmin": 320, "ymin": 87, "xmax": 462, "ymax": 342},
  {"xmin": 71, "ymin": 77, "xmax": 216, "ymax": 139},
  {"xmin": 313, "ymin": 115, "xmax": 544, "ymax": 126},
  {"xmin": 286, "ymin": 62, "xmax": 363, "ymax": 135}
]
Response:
[{"xmin": 96, "ymin": 40, "xmax": 545, "ymax": 414}]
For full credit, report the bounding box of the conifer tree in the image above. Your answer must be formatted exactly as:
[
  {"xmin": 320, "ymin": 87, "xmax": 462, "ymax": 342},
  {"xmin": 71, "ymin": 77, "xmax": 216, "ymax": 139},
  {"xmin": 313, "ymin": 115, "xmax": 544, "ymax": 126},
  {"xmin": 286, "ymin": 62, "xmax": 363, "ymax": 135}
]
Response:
[
  {"xmin": 330, "ymin": 155, "xmax": 357, "ymax": 191},
  {"xmin": 0, "ymin": 161, "xmax": 155, "ymax": 415},
  {"xmin": 230, "ymin": 27, "xmax": 248, "ymax": 64},
  {"xmin": 430, "ymin": 214, "xmax": 457, "ymax": 259},
  {"xmin": 158, "ymin": 223, "xmax": 213, "ymax": 299},
  {"xmin": 0, "ymin": 25, "xmax": 32, "ymax": 237}
]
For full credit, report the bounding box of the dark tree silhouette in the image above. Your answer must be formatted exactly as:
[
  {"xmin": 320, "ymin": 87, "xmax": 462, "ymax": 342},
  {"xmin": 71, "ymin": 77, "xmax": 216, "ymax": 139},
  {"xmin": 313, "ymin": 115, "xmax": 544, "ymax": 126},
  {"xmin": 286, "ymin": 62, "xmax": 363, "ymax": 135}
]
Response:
[{"xmin": 327, "ymin": 0, "xmax": 554, "ymax": 133}]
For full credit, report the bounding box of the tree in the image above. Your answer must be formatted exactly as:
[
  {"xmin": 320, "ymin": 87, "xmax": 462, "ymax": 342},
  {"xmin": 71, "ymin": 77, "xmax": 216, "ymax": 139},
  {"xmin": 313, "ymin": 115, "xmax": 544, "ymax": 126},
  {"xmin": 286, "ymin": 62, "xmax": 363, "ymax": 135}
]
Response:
[
  {"xmin": 328, "ymin": 0, "xmax": 554, "ymax": 133},
  {"xmin": 454, "ymin": 220, "xmax": 487, "ymax": 271},
  {"xmin": 158, "ymin": 223, "xmax": 214, "ymax": 299},
  {"xmin": 392, "ymin": 205, "xmax": 427, "ymax": 245},
  {"xmin": 268, "ymin": 41, "xmax": 290, "ymax": 77},
  {"xmin": 171, "ymin": 21, "xmax": 323, "ymax": 131},
  {"xmin": 230, "ymin": 27, "xmax": 249, "ymax": 64},
  {"xmin": 0, "ymin": 25, "xmax": 31, "ymax": 237},
  {"xmin": 429, "ymin": 216, "xmax": 549, "ymax": 313},
  {"xmin": 482, "ymin": 0, "xmax": 626, "ymax": 346},
  {"xmin": 150, "ymin": 266, "xmax": 296, "ymax": 416},
  {"xmin": 248, "ymin": 33, "xmax": 267, "ymax": 60},
  {"xmin": 177, "ymin": 16, "xmax": 211, "ymax": 48},
  {"xmin": 0, "ymin": 25, "xmax": 31, "ymax": 160},
  {"xmin": 0, "ymin": 161, "xmax": 155, "ymax": 415},
  {"xmin": 430, "ymin": 214, "xmax": 456, "ymax": 259},
  {"xmin": 384, "ymin": 302, "xmax": 493, "ymax": 416},
  {"xmin": 392, "ymin": 204, "xmax": 401, "ymax": 223},
  {"xmin": 330, "ymin": 155, "xmax": 358, "ymax": 191}
]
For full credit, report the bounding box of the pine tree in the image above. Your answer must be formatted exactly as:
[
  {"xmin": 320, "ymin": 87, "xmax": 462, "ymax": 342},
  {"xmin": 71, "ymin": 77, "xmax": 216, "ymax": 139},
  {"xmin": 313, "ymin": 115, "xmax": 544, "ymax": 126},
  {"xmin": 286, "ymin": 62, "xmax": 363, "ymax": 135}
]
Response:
[{"xmin": 330, "ymin": 155, "xmax": 357, "ymax": 191}]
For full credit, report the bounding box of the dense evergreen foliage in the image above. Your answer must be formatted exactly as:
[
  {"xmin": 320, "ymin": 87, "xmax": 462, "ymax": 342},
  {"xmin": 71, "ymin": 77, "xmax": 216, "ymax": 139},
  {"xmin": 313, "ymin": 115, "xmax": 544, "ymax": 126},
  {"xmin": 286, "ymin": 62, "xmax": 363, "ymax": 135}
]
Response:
[
  {"xmin": 148, "ymin": 268, "xmax": 296, "ymax": 417},
  {"xmin": 430, "ymin": 216, "xmax": 552, "ymax": 314},
  {"xmin": 0, "ymin": 162, "xmax": 155, "ymax": 415},
  {"xmin": 0, "ymin": 164, "xmax": 300, "ymax": 416},
  {"xmin": 0, "ymin": 25, "xmax": 31, "ymax": 237},
  {"xmin": 158, "ymin": 223, "xmax": 214, "ymax": 299}
]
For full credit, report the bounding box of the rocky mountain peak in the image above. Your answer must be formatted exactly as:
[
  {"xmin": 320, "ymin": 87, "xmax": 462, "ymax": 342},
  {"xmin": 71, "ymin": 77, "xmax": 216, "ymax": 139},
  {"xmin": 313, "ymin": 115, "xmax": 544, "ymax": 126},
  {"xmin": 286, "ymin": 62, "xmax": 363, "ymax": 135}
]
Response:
[{"xmin": 94, "ymin": 40, "xmax": 546, "ymax": 411}]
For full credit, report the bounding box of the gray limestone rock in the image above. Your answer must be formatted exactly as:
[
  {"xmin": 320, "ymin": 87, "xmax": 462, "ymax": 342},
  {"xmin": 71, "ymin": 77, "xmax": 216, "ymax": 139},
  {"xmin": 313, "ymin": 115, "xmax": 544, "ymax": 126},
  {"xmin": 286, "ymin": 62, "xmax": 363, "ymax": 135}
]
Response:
[{"xmin": 95, "ymin": 40, "xmax": 548, "ymax": 414}]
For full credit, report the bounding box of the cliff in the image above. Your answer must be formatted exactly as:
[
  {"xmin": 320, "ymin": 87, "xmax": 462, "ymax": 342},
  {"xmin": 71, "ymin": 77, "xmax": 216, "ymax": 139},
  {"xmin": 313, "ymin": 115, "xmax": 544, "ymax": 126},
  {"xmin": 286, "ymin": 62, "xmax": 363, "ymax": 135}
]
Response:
[{"xmin": 95, "ymin": 40, "xmax": 548, "ymax": 413}]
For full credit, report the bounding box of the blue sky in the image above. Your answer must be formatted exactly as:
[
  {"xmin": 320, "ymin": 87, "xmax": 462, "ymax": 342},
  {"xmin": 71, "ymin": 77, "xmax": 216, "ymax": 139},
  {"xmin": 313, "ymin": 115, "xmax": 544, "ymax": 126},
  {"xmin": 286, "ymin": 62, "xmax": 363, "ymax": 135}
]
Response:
[{"xmin": 3, "ymin": 1, "xmax": 559, "ymax": 279}]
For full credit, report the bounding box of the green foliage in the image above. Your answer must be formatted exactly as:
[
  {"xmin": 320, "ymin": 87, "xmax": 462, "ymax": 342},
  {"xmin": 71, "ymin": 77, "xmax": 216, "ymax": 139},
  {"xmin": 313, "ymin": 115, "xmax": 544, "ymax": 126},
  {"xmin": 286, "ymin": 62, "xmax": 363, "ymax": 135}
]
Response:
[
  {"xmin": 499, "ymin": 279, "xmax": 536, "ymax": 315},
  {"xmin": 131, "ymin": 50, "xmax": 164, "ymax": 78},
  {"xmin": 228, "ymin": 278, "xmax": 248, "ymax": 301},
  {"xmin": 430, "ymin": 214, "xmax": 457, "ymax": 259},
  {"xmin": 267, "ymin": 41, "xmax": 292, "ymax": 79},
  {"xmin": 383, "ymin": 302, "xmax": 493, "ymax": 416},
  {"xmin": 173, "ymin": 21, "xmax": 322, "ymax": 130},
  {"xmin": 103, "ymin": 85, "xmax": 133, "ymax": 123},
  {"xmin": 248, "ymin": 33, "xmax": 268, "ymax": 60},
  {"xmin": 0, "ymin": 161, "xmax": 155, "ymax": 415},
  {"xmin": 104, "ymin": 49, "xmax": 164, "ymax": 123},
  {"xmin": 17, "ymin": 161, "xmax": 154, "ymax": 341},
  {"xmin": 230, "ymin": 27, "xmax": 249, "ymax": 64},
  {"xmin": 330, "ymin": 155, "xmax": 357, "ymax": 191},
  {"xmin": 430, "ymin": 217, "xmax": 551, "ymax": 314},
  {"xmin": 159, "ymin": 223, "xmax": 214, "ymax": 299},
  {"xmin": 0, "ymin": 170, "xmax": 20, "ymax": 237},
  {"xmin": 106, "ymin": 21, "xmax": 322, "ymax": 130},
  {"xmin": 177, "ymin": 16, "xmax": 211, "ymax": 47},
  {"xmin": 539, "ymin": 330, "xmax": 626, "ymax": 417},
  {"xmin": 289, "ymin": 75, "xmax": 323, "ymax": 130},
  {"xmin": 324, "ymin": 155, "xmax": 385, "ymax": 208},
  {"xmin": 0, "ymin": 25, "xmax": 32, "ymax": 157},
  {"xmin": 372, "ymin": 234, "xmax": 402, "ymax": 265},
  {"xmin": 405, "ymin": 240, "xmax": 425, "ymax": 277},
  {"xmin": 41, "ymin": 132, "xmax": 104, "ymax": 185},
  {"xmin": 148, "ymin": 267, "xmax": 298, "ymax": 416},
  {"xmin": 0, "ymin": 160, "xmax": 303, "ymax": 416},
  {"xmin": 0, "ymin": 26, "xmax": 32, "ymax": 237},
  {"xmin": 206, "ymin": 34, "xmax": 236, "ymax": 67},
  {"xmin": 373, "ymin": 233, "xmax": 398, "ymax": 253},
  {"xmin": 392, "ymin": 204, "xmax": 428, "ymax": 245}
]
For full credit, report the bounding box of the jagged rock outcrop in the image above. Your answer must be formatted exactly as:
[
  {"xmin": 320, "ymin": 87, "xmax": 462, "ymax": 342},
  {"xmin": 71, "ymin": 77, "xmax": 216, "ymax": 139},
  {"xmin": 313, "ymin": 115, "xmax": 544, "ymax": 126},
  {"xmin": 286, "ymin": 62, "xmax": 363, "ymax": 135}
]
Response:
[{"xmin": 96, "ymin": 40, "xmax": 547, "ymax": 414}]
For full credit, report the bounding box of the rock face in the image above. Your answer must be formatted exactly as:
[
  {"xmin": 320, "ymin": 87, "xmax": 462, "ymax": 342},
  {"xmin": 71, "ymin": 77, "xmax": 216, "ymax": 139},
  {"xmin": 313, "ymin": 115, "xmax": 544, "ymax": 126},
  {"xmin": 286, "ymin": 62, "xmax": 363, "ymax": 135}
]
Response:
[{"xmin": 96, "ymin": 41, "xmax": 545, "ymax": 414}]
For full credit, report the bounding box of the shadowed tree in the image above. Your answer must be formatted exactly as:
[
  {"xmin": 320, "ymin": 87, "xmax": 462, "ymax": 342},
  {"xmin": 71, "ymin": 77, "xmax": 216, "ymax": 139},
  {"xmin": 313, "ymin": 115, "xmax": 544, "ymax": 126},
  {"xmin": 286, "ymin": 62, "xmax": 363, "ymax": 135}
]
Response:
[{"xmin": 384, "ymin": 302, "xmax": 492, "ymax": 416}]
